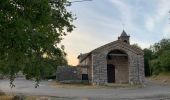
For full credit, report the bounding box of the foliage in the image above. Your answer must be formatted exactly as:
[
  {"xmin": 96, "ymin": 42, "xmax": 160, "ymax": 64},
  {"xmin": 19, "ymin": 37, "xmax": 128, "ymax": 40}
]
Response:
[
  {"xmin": 150, "ymin": 59, "xmax": 161, "ymax": 75},
  {"xmin": 159, "ymin": 50, "xmax": 170, "ymax": 71},
  {"xmin": 131, "ymin": 43, "xmax": 142, "ymax": 49},
  {"xmin": 143, "ymin": 48, "xmax": 153, "ymax": 76},
  {"xmin": 149, "ymin": 39, "xmax": 170, "ymax": 75},
  {"xmin": 0, "ymin": 0, "xmax": 75, "ymax": 87}
]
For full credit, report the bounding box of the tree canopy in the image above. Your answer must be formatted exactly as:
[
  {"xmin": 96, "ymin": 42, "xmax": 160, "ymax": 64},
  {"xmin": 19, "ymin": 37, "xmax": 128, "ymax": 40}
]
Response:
[
  {"xmin": 0, "ymin": 0, "xmax": 75, "ymax": 87},
  {"xmin": 143, "ymin": 48, "xmax": 153, "ymax": 76},
  {"xmin": 145, "ymin": 39, "xmax": 170, "ymax": 75}
]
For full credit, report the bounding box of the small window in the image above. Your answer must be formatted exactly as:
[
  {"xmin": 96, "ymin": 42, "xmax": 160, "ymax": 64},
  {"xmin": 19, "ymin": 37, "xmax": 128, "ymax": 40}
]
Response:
[{"xmin": 82, "ymin": 74, "xmax": 88, "ymax": 80}]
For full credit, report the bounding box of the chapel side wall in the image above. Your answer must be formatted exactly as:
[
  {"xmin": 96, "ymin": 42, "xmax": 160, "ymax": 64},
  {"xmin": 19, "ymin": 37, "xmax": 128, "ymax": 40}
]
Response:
[
  {"xmin": 128, "ymin": 53, "xmax": 144, "ymax": 84},
  {"xmin": 138, "ymin": 54, "xmax": 145, "ymax": 84},
  {"xmin": 78, "ymin": 55, "xmax": 92, "ymax": 82},
  {"xmin": 128, "ymin": 53, "xmax": 139, "ymax": 84}
]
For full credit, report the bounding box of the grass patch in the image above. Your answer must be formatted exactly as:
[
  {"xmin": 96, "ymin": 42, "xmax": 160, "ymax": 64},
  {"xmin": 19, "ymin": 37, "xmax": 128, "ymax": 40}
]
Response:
[
  {"xmin": 159, "ymin": 72, "xmax": 170, "ymax": 76},
  {"xmin": 0, "ymin": 95, "xmax": 13, "ymax": 100},
  {"xmin": 0, "ymin": 92, "xmax": 5, "ymax": 96},
  {"xmin": 149, "ymin": 72, "xmax": 170, "ymax": 85}
]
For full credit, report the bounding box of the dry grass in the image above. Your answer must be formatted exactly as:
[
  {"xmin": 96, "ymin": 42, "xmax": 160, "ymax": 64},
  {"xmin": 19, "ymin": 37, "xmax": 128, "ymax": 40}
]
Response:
[
  {"xmin": 149, "ymin": 72, "xmax": 170, "ymax": 85},
  {"xmin": 0, "ymin": 92, "xmax": 13, "ymax": 100},
  {"xmin": 0, "ymin": 92, "xmax": 5, "ymax": 96},
  {"xmin": 0, "ymin": 90, "xmax": 60, "ymax": 100},
  {"xmin": 0, "ymin": 95, "xmax": 14, "ymax": 100},
  {"xmin": 0, "ymin": 93, "xmax": 54, "ymax": 100}
]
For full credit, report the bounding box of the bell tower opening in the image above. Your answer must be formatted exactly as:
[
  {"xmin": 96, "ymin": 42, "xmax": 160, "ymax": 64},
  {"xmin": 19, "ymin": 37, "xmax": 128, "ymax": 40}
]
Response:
[{"xmin": 118, "ymin": 30, "xmax": 130, "ymax": 44}]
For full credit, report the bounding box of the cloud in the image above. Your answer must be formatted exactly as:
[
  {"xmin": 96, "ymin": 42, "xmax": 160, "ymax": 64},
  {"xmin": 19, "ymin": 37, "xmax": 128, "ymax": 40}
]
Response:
[
  {"xmin": 145, "ymin": 16, "xmax": 155, "ymax": 31},
  {"xmin": 156, "ymin": 0, "xmax": 170, "ymax": 20},
  {"xmin": 63, "ymin": 0, "xmax": 170, "ymax": 65},
  {"xmin": 110, "ymin": 0, "xmax": 132, "ymax": 27},
  {"xmin": 109, "ymin": 0, "xmax": 145, "ymax": 34},
  {"xmin": 145, "ymin": 0, "xmax": 170, "ymax": 31},
  {"xmin": 131, "ymin": 39, "xmax": 152, "ymax": 49},
  {"xmin": 163, "ymin": 25, "xmax": 170, "ymax": 38}
]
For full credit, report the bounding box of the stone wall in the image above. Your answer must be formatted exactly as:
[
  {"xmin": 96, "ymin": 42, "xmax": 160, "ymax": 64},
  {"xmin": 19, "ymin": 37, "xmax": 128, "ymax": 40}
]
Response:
[
  {"xmin": 92, "ymin": 53, "xmax": 107, "ymax": 85},
  {"xmin": 56, "ymin": 66, "xmax": 80, "ymax": 81},
  {"xmin": 91, "ymin": 41, "xmax": 145, "ymax": 85}
]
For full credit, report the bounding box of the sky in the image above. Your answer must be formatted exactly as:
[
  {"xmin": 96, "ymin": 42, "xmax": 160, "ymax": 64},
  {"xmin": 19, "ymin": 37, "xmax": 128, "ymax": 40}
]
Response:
[{"xmin": 61, "ymin": 0, "xmax": 170, "ymax": 66}]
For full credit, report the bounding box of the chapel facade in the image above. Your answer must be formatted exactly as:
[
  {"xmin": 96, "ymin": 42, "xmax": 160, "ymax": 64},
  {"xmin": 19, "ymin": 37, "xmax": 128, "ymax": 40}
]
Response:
[{"xmin": 77, "ymin": 30, "xmax": 145, "ymax": 85}]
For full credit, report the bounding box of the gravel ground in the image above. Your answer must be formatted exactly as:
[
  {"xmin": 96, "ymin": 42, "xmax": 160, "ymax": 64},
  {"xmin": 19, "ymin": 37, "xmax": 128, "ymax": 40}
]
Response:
[{"xmin": 0, "ymin": 78, "xmax": 170, "ymax": 100}]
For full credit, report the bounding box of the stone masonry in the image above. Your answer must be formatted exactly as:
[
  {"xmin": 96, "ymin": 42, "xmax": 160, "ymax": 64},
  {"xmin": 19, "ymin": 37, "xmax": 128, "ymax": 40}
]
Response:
[{"xmin": 78, "ymin": 30, "xmax": 145, "ymax": 85}]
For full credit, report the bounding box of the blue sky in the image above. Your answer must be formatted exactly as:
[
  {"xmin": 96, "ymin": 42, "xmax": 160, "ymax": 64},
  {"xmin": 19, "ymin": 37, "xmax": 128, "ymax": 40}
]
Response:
[{"xmin": 61, "ymin": 0, "xmax": 170, "ymax": 65}]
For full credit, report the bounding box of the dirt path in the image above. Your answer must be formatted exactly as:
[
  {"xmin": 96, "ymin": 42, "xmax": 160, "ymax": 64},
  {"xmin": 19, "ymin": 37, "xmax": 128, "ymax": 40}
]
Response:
[{"xmin": 0, "ymin": 78, "xmax": 170, "ymax": 100}]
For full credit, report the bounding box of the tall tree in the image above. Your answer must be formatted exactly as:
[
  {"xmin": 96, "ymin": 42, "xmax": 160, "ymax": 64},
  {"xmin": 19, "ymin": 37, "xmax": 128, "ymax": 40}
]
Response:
[
  {"xmin": 143, "ymin": 48, "xmax": 153, "ymax": 76},
  {"xmin": 131, "ymin": 43, "xmax": 142, "ymax": 49},
  {"xmin": 0, "ymin": 0, "xmax": 75, "ymax": 87},
  {"xmin": 150, "ymin": 39, "xmax": 170, "ymax": 75},
  {"xmin": 159, "ymin": 50, "xmax": 170, "ymax": 71}
]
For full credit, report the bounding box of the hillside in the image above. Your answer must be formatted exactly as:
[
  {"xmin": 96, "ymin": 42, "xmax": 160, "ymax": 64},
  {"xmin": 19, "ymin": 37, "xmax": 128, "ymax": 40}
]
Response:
[{"xmin": 149, "ymin": 72, "xmax": 170, "ymax": 85}]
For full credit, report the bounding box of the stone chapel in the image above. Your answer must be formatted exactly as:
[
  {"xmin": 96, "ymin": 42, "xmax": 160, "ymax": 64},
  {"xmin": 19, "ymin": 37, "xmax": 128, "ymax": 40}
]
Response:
[{"xmin": 77, "ymin": 30, "xmax": 145, "ymax": 85}]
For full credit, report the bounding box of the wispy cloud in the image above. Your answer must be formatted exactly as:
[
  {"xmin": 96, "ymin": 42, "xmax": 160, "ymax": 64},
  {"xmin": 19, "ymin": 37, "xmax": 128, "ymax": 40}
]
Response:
[
  {"xmin": 109, "ymin": 0, "xmax": 145, "ymax": 33},
  {"xmin": 110, "ymin": 0, "xmax": 132, "ymax": 29},
  {"xmin": 145, "ymin": 0, "xmax": 170, "ymax": 31},
  {"xmin": 163, "ymin": 25, "xmax": 170, "ymax": 38},
  {"xmin": 63, "ymin": 0, "xmax": 170, "ymax": 65},
  {"xmin": 145, "ymin": 16, "xmax": 155, "ymax": 31}
]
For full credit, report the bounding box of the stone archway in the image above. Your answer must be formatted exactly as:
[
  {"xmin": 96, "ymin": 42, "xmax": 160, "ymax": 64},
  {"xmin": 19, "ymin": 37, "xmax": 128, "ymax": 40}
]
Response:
[{"xmin": 107, "ymin": 50, "xmax": 129, "ymax": 83}]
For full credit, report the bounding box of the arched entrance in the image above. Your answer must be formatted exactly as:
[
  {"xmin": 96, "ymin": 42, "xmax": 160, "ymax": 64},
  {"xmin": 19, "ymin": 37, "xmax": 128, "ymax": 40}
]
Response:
[{"xmin": 107, "ymin": 50, "xmax": 129, "ymax": 83}]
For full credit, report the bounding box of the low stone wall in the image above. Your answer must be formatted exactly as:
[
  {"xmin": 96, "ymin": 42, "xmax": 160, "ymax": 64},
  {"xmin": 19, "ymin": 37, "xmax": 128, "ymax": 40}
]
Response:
[{"xmin": 56, "ymin": 66, "xmax": 80, "ymax": 82}]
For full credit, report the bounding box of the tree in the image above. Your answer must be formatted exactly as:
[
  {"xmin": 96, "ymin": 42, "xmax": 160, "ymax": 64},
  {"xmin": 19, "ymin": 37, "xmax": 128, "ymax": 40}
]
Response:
[
  {"xmin": 0, "ymin": 0, "xmax": 75, "ymax": 87},
  {"xmin": 143, "ymin": 48, "xmax": 153, "ymax": 76},
  {"xmin": 149, "ymin": 39, "xmax": 170, "ymax": 75},
  {"xmin": 159, "ymin": 50, "xmax": 170, "ymax": 71},
  {"xmin": 131, "ymin": 43, "xmax": 142, "ymax": 49},
  {"xmin": 150, "ymin": 59, "xmax": 161, "ymax": 75}
]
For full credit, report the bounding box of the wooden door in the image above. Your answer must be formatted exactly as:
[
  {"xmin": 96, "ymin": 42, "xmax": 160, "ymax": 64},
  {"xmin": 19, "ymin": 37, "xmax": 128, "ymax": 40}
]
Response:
[{"xmin": 107, "ymin": 64, "xmax": 115, "ymax": 83}]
